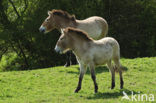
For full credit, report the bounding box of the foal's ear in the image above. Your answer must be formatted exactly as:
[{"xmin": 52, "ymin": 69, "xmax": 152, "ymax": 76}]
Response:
[
  {"xmin": 71, "ymin": 15, "xmax": 76, "ymax": 20},
  {"xmin": 48, "ymin": 10, "xmax": 52, "ymax": 15},
  {"xmin": 61, "ymin": 29, "xmax": 65, "ymax": 34}
]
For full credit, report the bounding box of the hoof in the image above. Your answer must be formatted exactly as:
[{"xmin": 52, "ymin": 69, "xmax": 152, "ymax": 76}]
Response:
[
  {"xmin": 74, "ymin": 89, "xmax": 80, "ymax": 93},
  {"xmin": 120, "ymin": 85, "xmax": 123, "ymax": 89},
  {"xmin": 111, "ymin": 87, "xmax": 115, "ymax": 89},
  {"xmin": 74, "ymin": 87, "xmax": 81, "ymax": 93},
  {"xmin": 120, "ymin": 81, "xmax": 124, "ymax": 89},
  {"xmin": 94, "ymin": 90, "xmax": 98, "ymax": 93},
  {"xmin": 74, "ymin": 90, "xmax": 79, "ymax": 93},
  {"xmin": 95, "ymin": 85, "xmax": 98, "ymax": 93},
  {"xmin": 111, "ymin": 83, "xmax": 115, "ymax": 89}
]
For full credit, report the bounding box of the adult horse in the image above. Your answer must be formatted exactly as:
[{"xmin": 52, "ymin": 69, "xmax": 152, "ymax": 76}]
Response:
[
  {"xmin": 39, "ymin": 9, "xmax": 108, "ymax": 67},
  {"xmin": 55, "ymin": 27, "xmax": 124, "ymax": 93}
]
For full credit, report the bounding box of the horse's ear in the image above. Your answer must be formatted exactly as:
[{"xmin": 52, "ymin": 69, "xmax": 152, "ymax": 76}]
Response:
[
  {"xmin": 61, "ymin": 29, "xmax": 65, "ymax": 34},
  {"xmin": 48, "ymin": 10, "xmax": 52, "ymax": 15},
  {"xmin": 71, "ymin": 15, "xmax": 76, "ymax": 21}
]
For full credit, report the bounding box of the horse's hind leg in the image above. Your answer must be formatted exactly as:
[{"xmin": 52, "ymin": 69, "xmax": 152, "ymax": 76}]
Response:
[
  {"xmin": 113, "ymin": 58, "xmax": 124, "ymax": 89},
  {"xmin": 71, "ymin": 53, "xmax": 77, "ymax": 65},
  {"xmin": 107, "ymin": 60, "xmax": 115, "ymax": 89},
  {"xmin": 64, "ymin": 51, "xmax": 72, "ymax": 67},
  {"xmin": 89, "ymin": 63, "xmax": 98, "ymax": 93}
]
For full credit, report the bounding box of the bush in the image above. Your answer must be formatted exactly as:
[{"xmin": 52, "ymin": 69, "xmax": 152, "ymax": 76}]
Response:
[
  {"xmin": 0, "ymin": 52, "xmax": 22, "ymax": 71},
  {"xmin": 0, "ymin": 0, "xmax": 156, "ymax": 71}
]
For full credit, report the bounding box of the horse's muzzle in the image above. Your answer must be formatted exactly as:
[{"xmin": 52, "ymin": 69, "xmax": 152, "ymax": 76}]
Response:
[
  {"xmin": 55, "ymin": 45, "xmax": 63, "ymax": 54},
  {"xmin": 39, "ymin": 26, "xmax": 46, "ymax": 33}
]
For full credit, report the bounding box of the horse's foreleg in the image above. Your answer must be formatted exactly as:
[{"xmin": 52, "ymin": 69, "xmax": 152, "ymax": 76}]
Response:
[
  {"xmin": 75, "ymin": 64, "xmax": 86, "ymax": 93},
  {"xmin": 89, "ymin": 64, "xmax": 98, "ymax": 93},
  {"xmin": 107, "ymin": 60, "xmax": 115, "ymax": 89},
  {"xmin": 64, "ymin": 51, "xmax": 71, "ymax": 67}
]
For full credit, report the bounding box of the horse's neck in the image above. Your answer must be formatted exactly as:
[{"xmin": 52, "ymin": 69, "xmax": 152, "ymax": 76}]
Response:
[
  {"xmin": 75, "ymin": 20, "xmax": 85, "ymax": 27},
  {"xmin": 72, "ymin": 40, "xmax": 90, "ymax": 59},
  {"xmin": 75, "ymin": 19, "xmax": 92, "ymax": 32},
  {"xmin": 58, "ymin": 20, "xmax": 76, "ymax": 30}
]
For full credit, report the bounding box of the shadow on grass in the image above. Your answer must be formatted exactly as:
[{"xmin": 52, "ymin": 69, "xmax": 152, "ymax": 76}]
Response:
[
  {"xmin": 87, "ymin": 88, "xmax": 142, "ymax": 99},
  {"xmin": 67, "ymin": 65, "xmax": 128, "ymax": 75},
  {"xmin": 122, "ymin": 66, "xmax": 128, "ymax": 72}
]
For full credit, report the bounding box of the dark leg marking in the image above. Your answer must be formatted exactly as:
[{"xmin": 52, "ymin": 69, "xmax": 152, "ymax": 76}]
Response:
[
  {"xmin": 75, "ymin": 73, "xmax": 83, "ymax": 93},
  {"xmin": 120, "ymin": 71, "xmax": 124, "ymax": 89},
  {"xmin": 111, "ymin": 68, "xmax": 115, "ymax": 89},
  {"xmin": 91, "ymin": 69, "xmax": 98, "ymax": 93},
  {"xmin": 111, "ymin": 78, "xmax": 115, "ymax": 89}
]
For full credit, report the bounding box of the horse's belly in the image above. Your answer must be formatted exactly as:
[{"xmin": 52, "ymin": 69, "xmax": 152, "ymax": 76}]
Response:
[
  {"xmin": 94, "ymin": 55, "xmax": 110, "ymax": 65},
  {"xmin": 92, "ymin": 48, "xmax": 113, "ymax": 65},
  {"xmin": 94, "ymin": 59, "xmax": 107, "ymax": 65}
]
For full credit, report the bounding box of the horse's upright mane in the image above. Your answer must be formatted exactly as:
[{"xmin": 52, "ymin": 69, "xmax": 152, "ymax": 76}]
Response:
[
  {"xmin": 52, "ymin": 9, "xmax": 76, "ymax": 21},
  {"xmin": 65, "ymin": 27, "xmax": 93, "ymax": 41}
]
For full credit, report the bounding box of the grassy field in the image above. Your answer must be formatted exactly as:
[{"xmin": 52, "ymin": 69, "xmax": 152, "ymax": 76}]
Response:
[{"xmin": 0, "ymin": 57, "xmax": 156, "ymax": 103}]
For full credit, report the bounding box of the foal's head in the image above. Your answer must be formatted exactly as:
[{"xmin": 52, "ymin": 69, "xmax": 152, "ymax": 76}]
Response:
[
  {"xmin": 39, "ymin": 9, "xmax": 76, "ymax": 34},
  {"xmin": 55, "ymin": 27, "xmax": 92, "ymax": 54},
  {"xmin": 55, "ymin": 29, "xmax": 72, "ymax": 54}
]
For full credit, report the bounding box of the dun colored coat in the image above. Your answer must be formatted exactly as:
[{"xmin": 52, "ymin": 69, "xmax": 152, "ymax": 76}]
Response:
[{"xmin": 55, "ymin": 27, "xmax": 124, "ymax": 93}]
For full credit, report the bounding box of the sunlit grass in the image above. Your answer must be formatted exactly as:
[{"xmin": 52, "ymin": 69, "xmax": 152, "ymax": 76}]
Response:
[{"xmin": 0, "ymin": 57, "xmax": 156, "ymax": 103}]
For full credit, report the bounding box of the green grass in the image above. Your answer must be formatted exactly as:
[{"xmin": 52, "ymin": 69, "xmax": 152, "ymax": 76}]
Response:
[{"xmin": 0, "ymin": 57, "xmax": 156, "ymax": 103}]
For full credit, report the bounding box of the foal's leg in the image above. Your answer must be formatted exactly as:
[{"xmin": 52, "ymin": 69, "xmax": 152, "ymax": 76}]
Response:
[
  {"xmin": 107, "ymin": 60, "xmax": 115, "ymax": 89},
  {"xmin": 64, "ymin": 51, "xmax": 71, "ymax": 67},
  {"xmin": 75, "ymin": 64, "xmax": 87, "ymax": 93},
  {"xmin": 113, "ymin": 58, "xmax": 124, "ymax": 89},
  {"xmin": 89, "ymin": 63, "xmax": 98, "ymax": 93}
]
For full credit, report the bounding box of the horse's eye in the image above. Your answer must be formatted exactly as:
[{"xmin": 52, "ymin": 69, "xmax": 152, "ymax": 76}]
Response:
[
  {"xmin": 60, "ymin": 38, "xmax": 64, "ymax": 40},
  {"xmin": 46, "ymin": 19, "xmax": 49, "ymax": 22}
]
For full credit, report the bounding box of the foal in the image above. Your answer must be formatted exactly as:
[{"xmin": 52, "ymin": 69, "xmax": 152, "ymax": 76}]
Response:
[
  {"xmin": 39, "ymin": 9, "xmax": 108, "ymax": 67},
  {"xmin": 55, "ymin": 27, "xmax": 124, "ymax": 93}
]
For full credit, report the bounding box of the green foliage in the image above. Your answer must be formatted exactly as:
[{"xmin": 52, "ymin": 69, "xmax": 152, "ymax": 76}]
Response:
[
  {"xmin": 0, "ymin": 52, "xmax": 21, "ymax": 71},
  {"xmin": 0, "ymin": 57, "xmax": 156, "ymax": 103},
  {"xmin": 0, "ymin": 0, "xmax": 156, "ymax": 70}
]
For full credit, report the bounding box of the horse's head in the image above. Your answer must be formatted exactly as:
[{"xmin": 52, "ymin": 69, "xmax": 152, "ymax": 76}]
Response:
[
  {"xmin": 39, "ymin": 11, "xmax": 55, "ymax": 34},
  {"xmin": 55, "ymin": 27, "xmax": 92, "ymax": 54},
  {"xmin": 55, "ymin": 29, "xmax": 71, "ymax": 54}
]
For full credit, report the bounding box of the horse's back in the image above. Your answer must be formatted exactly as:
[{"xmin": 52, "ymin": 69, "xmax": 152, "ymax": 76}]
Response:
[
  {"xmin": 79, "ymin": 16, "xmax": 105, "ymax": 22},
  {"xmin": 93, "ymin": 37, "xmax": 120, "ymax": 61},
  {"xmin": 76, "ymin": 16, "xmax": 108, "ymax": 39},
  {"xmin": 99, "ymin": 37, "xmax": 120, "ymax": 54},
  {"xmin": 100, "ymin": 37, "xmax": 120, "ymax": 59}
]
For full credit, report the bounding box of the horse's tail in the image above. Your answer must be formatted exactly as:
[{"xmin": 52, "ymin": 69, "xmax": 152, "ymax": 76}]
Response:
[
  {"xmin": 112, "ymin": 38, "xmax": 122, "ymax": 72},
  {"xmin": 102, "ymin": 19, "xmax": 108, "ymax": 37}
]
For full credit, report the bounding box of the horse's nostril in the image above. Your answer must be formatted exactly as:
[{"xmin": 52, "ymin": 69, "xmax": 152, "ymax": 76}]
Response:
[
  {"xmin": 41, "ymin": 29, "xmax": 45, "ymax": 33},
  {"xmin": 39, "ymin": 29, "xmax": 45, "ymax": 33},
  {"xmin": 54, "ymin": 47, "xmax": 58, "ymax": 52},
  {"xmin": 55, "ymin": 46, "xmax": 61, "ymax": 53},
  {"xmin": 39, "ymin": 27, "xmax": 45, "ymax": 33}
]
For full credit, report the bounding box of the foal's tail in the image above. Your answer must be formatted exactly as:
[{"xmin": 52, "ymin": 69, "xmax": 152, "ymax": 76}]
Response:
[{"xmin": 112, "ymin": 39, "xmax": 122, "ymax": 72}]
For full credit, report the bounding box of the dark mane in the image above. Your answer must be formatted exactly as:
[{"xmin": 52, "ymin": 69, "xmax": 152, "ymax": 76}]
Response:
[
  {"xmin": 65, "ymin": 27, "xmax": 93, "ymax": 41},
  {"xmin": 52, "ymin": 9, "xmax": 76, "ymax": 21}
]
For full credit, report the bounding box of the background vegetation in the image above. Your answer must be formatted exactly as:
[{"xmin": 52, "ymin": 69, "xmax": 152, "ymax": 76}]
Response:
[{"xmin": 0, "ymin": 0, "xmax": 156, "ymax": 71}]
